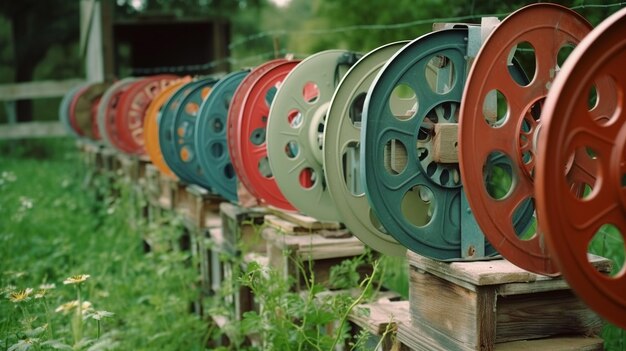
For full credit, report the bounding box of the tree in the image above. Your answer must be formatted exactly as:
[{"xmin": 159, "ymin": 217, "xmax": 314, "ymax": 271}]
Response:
[{"xmin": 0, "ymin": 1, "xmax": 79, "ymax": 122}]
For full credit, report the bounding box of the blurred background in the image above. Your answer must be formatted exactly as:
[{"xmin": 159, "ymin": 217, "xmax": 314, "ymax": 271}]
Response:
[{"xmin": 0, "ymin": 0, "xmax": 621, "ymax": 125}]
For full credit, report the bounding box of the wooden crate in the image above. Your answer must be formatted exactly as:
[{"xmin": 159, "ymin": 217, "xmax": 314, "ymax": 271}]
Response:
[
  {"xmin": 205, "ymin": 227, "xmax": 264, "ymax": 321},
  {"xmin": 262, "ymin": 225, "xmax": 367, "ymax": 290},
  {"xmin": 183, "ymin": 185, "xmax": 222, "ymax": 230},
  {"xmin": 156, "ymin": 172, "xmax": 183, "ymax": 211},
  {"xmin": 220, "ymin": 202, "xmax": 267, "ymax": 254},
  {"xmin": 349, "ymin": 300, "xmax": 411, "ymax": 351},
  {"xmin": 398, "ymin": 251, "xmax": 609, "ymax": 351},
  {"xmin": 144, "ymin": 164, "xmax": 161, "ymax": 207}
]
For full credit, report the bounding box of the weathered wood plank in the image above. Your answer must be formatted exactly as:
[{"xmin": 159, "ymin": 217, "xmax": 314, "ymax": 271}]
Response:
[
  {"xmin": 406, "ymin": 251, "xmax": 611, "ymax": 289},
  {"xmin": 495, "ymin": 336, "xmax": 603, "ymax": 351},
  {"xmin": 432, "ymin": 123, "xmax": 459, "ymax": 163},
  {"xmin": 350, "ymin": 301, "xmax": 410, "ymax": 336},
  {"xmin": 267, "ymin": 206, "xmax": 342, "ymax": 230},
  {"xmin": 495, "ymin": 290, "xmax": 603, "ymax": 343},
  {"xmin": 0, "ymin": 79, "xmax": 85, "ymax": 101},
  {"xmin": 0, "ymin": 121, "xmax": 66, "ymax": 139}
]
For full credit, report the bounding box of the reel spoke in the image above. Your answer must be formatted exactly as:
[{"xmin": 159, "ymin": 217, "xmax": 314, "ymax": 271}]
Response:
[
  {"xmin": 459, "ymin": 4, "xmax": 592, "ymax": 274},
  {"xmin": 537, "ymin": 6, "xmax": 626, "ymax": 329}
]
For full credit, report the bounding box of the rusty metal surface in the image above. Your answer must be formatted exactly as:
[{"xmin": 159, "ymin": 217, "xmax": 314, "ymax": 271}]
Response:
[{"xmin": 458, "ymin": 4, "xmax": 592, "ymax": 275}]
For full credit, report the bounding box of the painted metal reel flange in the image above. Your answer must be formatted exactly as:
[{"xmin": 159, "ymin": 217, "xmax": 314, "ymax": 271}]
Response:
[
  {"xmin": 267, "ymin": 50, "xmax": 359, "ymax": 221},
  {"xmin": 116, "ymin": 74, "xmax": 179, "ymax": 155},
  {"xmin": 59, "ymin": 84, "xmax": 86, "ymax": 138},
  {"xmin": 196, "ymin": 70, "xmax": 250, "ymax": 201},
  {"xmin": 324, "ymin": 42, "xmax": 408, "ymax": 256},
  {"xmin": 144, "ymin": 78, "xmax": 191, "ymax": 179},
  {"xmin": 226, "ymin": 58, "xmax": 288, "ymax": 205},
  {"xmin": 230, "ymin": 59, "xmax": 300, "ymax": 210},
  {"xmin": 159, "ymin": 78, "xmax": 216, "ymax": 185},
  {"xmin": 171, "ymin": 77, "xmax": 218, "ymax": 189},
  {"xmin": 96, "ymin": 78, "xmax": 138, "ymax": 152},
  {"xmin": 69, "ymin": 82, "xmax": 109, "ymax": 140},
  {"xmin": 458, "ymin": 4, "xmax": 592, "ymax": 275},
  {"xmin": 536, "ymin": 7, "xmax": 626, "ymax": 329},
  {"xmin": 361, "ymin": 29, "xmax": 506, "ymax": 260}
]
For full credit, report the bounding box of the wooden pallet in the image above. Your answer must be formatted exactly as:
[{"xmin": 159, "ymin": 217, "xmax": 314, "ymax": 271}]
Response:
[
  {"xmin": 266, "ymin": 206, "xmax": 343, "ymax": 231},
  {"xmin": 220, "ymin": 202, "xmax": 267, "ymax": 254},
  {"xmin": 262, "ymin": 225, "xmax": 367, "ymax": 290},
  {"xmin": 397, "ymin": 251, "xmax": 609, "ymax": 351},
  {"xmin": 349, "ymin": 300, "xmax": 411, "ymax": 351}
]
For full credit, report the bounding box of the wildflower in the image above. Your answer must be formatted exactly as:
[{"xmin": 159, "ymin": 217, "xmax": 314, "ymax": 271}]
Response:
[
  {"xmin": 55, "ymin": 300, "xmax": 78, "ymax": 314},
  {"xmin": 1, "ymin": 285, "xmax": 17, "ymax": 296},
  {"xmin": 63, "ymin": 274, "xmax": 90, "ymax": 285},
  {"xmin": 8, "ymin": 337, "xmax": 38, "ymax": 351},
  {"xmin": 33, "ymin": 290, "xmax": 47, "ymax": 299},
  {"xmin": 55, "ymin": 300, "xmax": 92, "ymax": 314},
  {"xmin": 2, "ymin": 171, "xmax": 17, "ymax": 182},
  {"xmin": 38, "ymin": 283, "xmax": 55, "ymax": 290},
  {"xmin": 19, "ymin": 197, "xmax": 33, "ymax": 210},
  {"xmin": 83, "ymin": 310, "xmax": 114, "ymax": 321},
  {"xmin": 8, "ymin": 288, "xmax": 33, "ymax": 303}
]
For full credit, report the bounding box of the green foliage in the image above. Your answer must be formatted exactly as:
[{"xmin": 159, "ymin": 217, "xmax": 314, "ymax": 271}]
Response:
[{"xmin": 0, "ymin": 139, "xmax": 209, "ymax": 350}]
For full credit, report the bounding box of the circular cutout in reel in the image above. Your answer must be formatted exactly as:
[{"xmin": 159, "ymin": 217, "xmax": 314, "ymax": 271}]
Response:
[
  {"xmin": 267, "ymin": 50, "xmax": 358, "ymax": 221},
  {"xmin": 172, "ymin": 77, "xmax": 218, "ymax": 189},
  {"xmin": 145, "ymin": 78, "xmax": 191, "ymax": 178},
  {"xmin": 116, "ymin": 75, "xmax": 178, "ymax": 155},
  {"xmin": 229, "ymin": 58, "xmax": 300, "ymax": 210},
  {"xmin": 160, "ymin": 78, "xmax": 217, "ymax": 186},
  {"xmin": 97, "ymin": 78, "xmax": 137, "ymax": 152},
  {"xmin": 324, "ymin": 42, "xmax": 408, "ymax": 256},
  {"xmin": 458, "ymin": 4, "xmax": 592, "ymax": 275},
  {"xmin": 536, "ymin": 7, "xmax": 626, "ymax": 329},
  {"xmin": 69, "ymin": 82, "xmax": 109, "ymax": 141},
  {"xmin": 362, "ymin": 29, "xmax": 504, "ymax": 260},
  {"xmin": 196, "ymin": 70, "xmax": 249, "ymax": 201},
  {"xmin": 59, "ymin": 84, "xmax": 87, "ymax": 138}
]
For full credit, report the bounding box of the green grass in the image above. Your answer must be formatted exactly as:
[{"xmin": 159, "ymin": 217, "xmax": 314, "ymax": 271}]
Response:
[{"xmin": 0, "ymin": 138, "xmax": 209, "ymax": 350}]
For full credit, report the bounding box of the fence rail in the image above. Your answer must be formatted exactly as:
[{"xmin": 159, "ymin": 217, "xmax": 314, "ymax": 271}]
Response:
[
  {"xmin": 0, "ymin": 78, "xmax": 84, "ymax": 140},
  {"xmin": 0, "ymin": 78, "xmax": 85, "ymax": 101},
  {"xmin": 0, "ymin": 121, "xmax": 66, "ymax": 140}
]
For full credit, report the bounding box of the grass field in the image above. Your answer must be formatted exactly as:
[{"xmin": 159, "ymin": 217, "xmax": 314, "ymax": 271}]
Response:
[{"xmin": 0, "ymin": 138, "xmax": 624, "ymax": 350}]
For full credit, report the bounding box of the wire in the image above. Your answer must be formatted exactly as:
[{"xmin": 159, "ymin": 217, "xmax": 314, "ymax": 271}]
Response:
[{"xmin": 129, "ymin": 1, "xmax": 626, "ymax": 76}]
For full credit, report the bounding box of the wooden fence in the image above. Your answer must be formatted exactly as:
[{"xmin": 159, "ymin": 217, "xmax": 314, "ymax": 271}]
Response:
[{"xmin": 0, "ymin": 78, "xmax": 85, "ymax": 140}]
